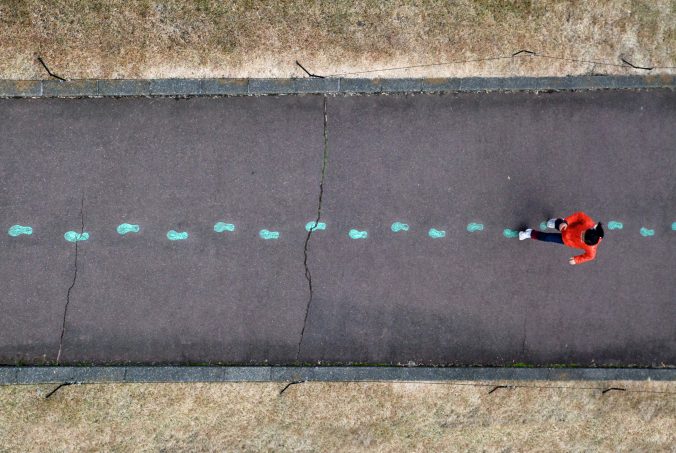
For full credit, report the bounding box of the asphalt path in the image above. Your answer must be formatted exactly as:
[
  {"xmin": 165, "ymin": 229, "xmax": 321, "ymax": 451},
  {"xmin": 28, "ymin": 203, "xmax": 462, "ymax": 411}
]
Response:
[{"xmin": 0, "ymin": 90, "xmax": 674, "ymax": 365}]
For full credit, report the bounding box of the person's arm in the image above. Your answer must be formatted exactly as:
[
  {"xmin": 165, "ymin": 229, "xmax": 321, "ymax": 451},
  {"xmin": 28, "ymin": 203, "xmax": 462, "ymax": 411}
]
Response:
[
  {"xmin": 565, "ymin": 211, "xmax": 589, "ymax": 225},
  {"xmin": 570, "ymin": 245, "xmax": 597, "ymax": 265}
]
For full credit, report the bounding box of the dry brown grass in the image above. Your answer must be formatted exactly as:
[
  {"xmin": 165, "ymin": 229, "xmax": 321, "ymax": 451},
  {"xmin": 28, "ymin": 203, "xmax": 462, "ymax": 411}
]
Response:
[
  {"xmin": 0, "ymin": 380, "xmax": 674, "ymax": 451},
  {"xmin": 0, "ymin": 0, "xmax": 674, "ymax": 79}
]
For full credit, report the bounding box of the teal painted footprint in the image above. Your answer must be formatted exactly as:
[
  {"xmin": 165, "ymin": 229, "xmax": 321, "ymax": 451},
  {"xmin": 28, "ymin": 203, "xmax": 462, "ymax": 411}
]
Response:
[
  {"xmin": 640, "ymin": 227, "xmax": 655, "ymax": 237},
  {"xmin": 8, "ymin": 225, "xmax": 32, "ymax": 237},
  {"xmin": 259, "ymin": 229, "xmax": 280, "ymax": 240},
  {"xmin": 671, "ymin": 222, "xmax": 676, "ymax": 231},
  {"xmin": 305, "ymin": 221, "xmax": 326, "ymax": 232},
  {"xmin": 503, "ymin": 229, "xmax": 519, "ymax": 238},
  {"xmin": 539, "ymin": 221, "xmax": 547, "ymax": 230},
  {"xmin": 214, "ymin": 222, "xmax": 236, "ymax": 233},
  {"xmin": 428, "ymin": 228, "xmax": 446, "ymax": 238},
  {"xmin": 349, "ymin": 229, "xmax": 368, "ymax": 239},
  {"xmin": 608, "ymin": 221, "xmax": 623, "ymax": 230},
  {"xmin": 167, "ymin": 230, "xmax": 189, "ymax": 241},
  {"xmin": 117, "ymin": 223, "xmax": 140, "ymax": 235},
  {"xmin": 466, "ymin": 223, "xmax": 484, "ymax": 232},
  {"xmin": 64, "ymin": 231, "xmax": 89, "ymax": 242},
  {"xmin": 391, "ymin": 222, "xmax": 409, "ymax": 232}
]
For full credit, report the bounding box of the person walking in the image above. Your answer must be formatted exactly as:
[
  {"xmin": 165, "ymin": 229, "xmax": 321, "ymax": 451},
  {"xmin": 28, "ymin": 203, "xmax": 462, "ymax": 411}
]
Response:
[{"xmin": 519, "ymin": 212, "xmax": 604, "ymax": 265}]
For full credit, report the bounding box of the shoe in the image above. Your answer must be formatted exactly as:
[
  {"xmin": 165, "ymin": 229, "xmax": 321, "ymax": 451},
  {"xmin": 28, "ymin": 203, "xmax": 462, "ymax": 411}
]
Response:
[
  {"xmin": 546, "ymin": 219, "xmax": 557, "ymax": 229},
  {"xmin": 519, "ymin": 229, "xmax": 532, "ymax": 240}
]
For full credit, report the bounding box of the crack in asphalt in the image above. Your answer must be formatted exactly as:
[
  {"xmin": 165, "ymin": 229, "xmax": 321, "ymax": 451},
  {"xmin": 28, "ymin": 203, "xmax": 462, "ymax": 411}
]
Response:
[
  {"xmin": 296, "ymin": 95, "xmax": 329, "ymax": 362},
  {"xmin": 521, "ymin": 315, "xmax": 527, "ymax": 358},
  {"xmin": 56, "ymin": 193, "xmax": 84, "ymax": 364}
]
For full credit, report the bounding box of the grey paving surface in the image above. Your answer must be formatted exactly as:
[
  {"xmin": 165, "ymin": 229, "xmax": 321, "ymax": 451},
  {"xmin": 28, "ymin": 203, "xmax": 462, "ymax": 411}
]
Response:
[
  {"xmin": 0, "ymin": 91, "xmax": 674, "ymax": 366},
  {"xmin": 1, "ymin": 97, "xmax": 323, "ymax": 364},
  {"xmin": 301, "ymin": 91, "xmax": 675, "ymax": 366}
]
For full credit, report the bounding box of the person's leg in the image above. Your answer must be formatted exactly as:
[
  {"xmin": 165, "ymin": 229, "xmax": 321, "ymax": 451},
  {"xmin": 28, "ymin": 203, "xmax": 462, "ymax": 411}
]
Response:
[
  {"xmin": 547, "ymin": 218, "xmax": 566, "ymax": 230},
  {"xmin": 530, "ymin": 230, "xmax": 564, "ymax": 244}
]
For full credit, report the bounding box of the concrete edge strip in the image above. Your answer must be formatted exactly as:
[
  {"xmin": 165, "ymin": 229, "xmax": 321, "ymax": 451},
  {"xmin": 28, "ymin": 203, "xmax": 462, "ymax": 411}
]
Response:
[
  {"xmin": 0, "ymin": 75, "xmax": 673, "ymax": 98},
  {"xmin": 1, "ymin": 367, "xmax": 674, "ymax": 384}
]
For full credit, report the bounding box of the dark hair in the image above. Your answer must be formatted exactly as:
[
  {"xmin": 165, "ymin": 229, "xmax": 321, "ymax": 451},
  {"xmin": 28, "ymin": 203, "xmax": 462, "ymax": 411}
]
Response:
[{"xmin": 584, "ymin": 222, "xmax": 604, "ymax": 246}]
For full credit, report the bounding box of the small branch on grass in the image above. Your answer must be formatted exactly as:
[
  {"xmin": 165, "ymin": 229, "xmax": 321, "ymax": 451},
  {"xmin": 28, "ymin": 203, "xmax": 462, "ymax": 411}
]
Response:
[
  {"xmin": 620, "ymin": 58, "xmax": 653, "ymax": 70},
  {"xmin": 601, "ymin": 387, "xmax": 626, "ymax": 394},
  {"xmin": 36, "ymin": 56, "xmax": 67, "ymax": 81},
  {"xmin": 296, "ymin": 61, "xmax": 325, "ymax": 78},
  {"xmin": 45, "ymin": 382, "xmax": 74, "ymax": 399},
  {"xmin": 279, "ymin": 380, "xmax": 306, "ymax": 395},
  {"xmin": 488, "ymin": 385, "xmax": 510, "ymax": 394}
]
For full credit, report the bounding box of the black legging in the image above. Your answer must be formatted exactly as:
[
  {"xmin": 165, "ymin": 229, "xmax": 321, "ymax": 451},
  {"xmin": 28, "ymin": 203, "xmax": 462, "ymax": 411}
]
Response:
[
  {"xmin": 531, "ymin": 231, "xmax": 564, "ymax": 244},
  {"xmin": 531, "ymin": 218, "xmax": 565, "ymax": 244}
]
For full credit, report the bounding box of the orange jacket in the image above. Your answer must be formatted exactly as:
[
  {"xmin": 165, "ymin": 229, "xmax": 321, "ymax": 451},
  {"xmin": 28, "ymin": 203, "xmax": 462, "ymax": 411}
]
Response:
[{"xmin": 562, "ymin": 211, "xmax": 601, "ymax": 264}]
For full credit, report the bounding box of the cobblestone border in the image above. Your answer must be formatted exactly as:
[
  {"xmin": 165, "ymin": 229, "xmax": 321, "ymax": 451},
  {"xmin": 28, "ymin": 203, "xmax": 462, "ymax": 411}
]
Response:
[
  {"xmin": 0, "ymin": 75, "xmax": 673, "ymax": 98},
  {"xmin": 1, "ymin": 367, "xmax": 674, "ymax": 384}
]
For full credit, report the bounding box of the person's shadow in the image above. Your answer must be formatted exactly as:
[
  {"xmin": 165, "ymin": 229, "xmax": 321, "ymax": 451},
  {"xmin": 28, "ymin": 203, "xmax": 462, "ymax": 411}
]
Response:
[{"xmin": 508, "ymin": 189, "xmax": 553, "ymax": 232}]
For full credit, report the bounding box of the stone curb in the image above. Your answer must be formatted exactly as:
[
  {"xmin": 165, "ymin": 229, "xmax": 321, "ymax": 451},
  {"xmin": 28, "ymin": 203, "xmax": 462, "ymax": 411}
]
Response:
[
  {"xmin": 1, "ymin": 367, "xmax": 674, "ymax": 384},
  {"xmin": 0, "ymin": 75, "xmax": 672, "ymax": 98}
]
